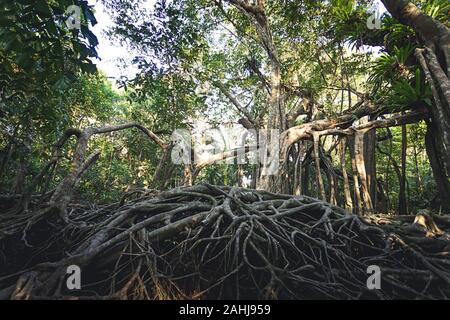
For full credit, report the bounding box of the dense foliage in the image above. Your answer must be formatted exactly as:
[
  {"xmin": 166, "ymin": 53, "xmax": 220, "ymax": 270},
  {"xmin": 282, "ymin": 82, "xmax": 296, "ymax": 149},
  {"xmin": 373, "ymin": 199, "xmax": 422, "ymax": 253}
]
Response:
[{"xmin": 1, "ymin": 0, "xmax": 449, "ymax": 210}]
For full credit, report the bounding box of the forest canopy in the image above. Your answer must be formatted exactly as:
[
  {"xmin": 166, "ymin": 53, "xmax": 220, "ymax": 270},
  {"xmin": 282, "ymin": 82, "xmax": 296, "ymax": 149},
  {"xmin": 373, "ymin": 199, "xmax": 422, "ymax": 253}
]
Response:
[{"xmin": 0, "ymin": 0, "xmax": 449, "ymax": 300}]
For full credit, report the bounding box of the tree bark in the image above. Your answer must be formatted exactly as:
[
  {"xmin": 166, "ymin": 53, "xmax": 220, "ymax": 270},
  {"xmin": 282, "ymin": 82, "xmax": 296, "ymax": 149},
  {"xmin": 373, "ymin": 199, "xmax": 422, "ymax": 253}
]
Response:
[
  {"xmin": 425, "ymin": 125, "xmax": 450, "ymax": 212},
  {"xmin": 348, "ymin": 136, "xmax": 363, "ymax": 215},
  {"xmin": 353, "ymin": 130, "xmax": 374, "ymax": 214},
  {"xmin": 381, "ymin": 0, "xmax": 450, "ymax": 69},
  {"xmin": 236, "ymin": 164, "xmax": 244, "ymax": 187},
  {"xmin": 381, "ymin": 0, "xmax": 450, "ymax": 210}
]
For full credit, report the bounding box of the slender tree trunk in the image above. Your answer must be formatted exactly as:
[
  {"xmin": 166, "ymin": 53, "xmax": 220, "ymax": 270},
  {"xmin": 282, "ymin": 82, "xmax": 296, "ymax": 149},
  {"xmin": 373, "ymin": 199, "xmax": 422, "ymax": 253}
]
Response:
[
  {"xmin": 10, "ymin": 158, "xmax": 28, "ymax": 195},
  {"xmin": 302, "ymin": 156, "xmax": 311, "ymax": 197},
  {"xmin": 0, "ymin": 142, "xmax": 13, "ymax": 183},
  {"xmin": 236, "ymin": 164, "xmax": 243, "ymax": 187},
  {"xmin": 294, "ymin": 142, "xmax": 303, "ymax": 195},
  {"xmin": 339, "ymin": 139, "xmax": 353, "ymax": 212},
  {"xmin": 364, "ymin": 126, "xmax": 377, "ymax": 211},
  {"xmin": 398, "ymin": 123, "xmax": 408, "ymax": 215},
  {"xmin": 313, "ymin": 133, "xmax": 326, "ymax": 201},
  {"xmin": 50, "ymin": 131, "xmax": 91, "ymax": 215},
  {"xmin": 412, "ymin": 141, "xmax": 422, "ymax": 193},
  {"xmin": 251, "ymin": 164, "xmax": 258, "ymax": 189},
  {"xmin": 376, "ymin": 179, "xmax": 389, "ymax": 213},
  {"xmin": 328, "ymin": 169, "xmax": 337, "ymax": 205},
  {"xmin": 348, "ymin": 136, "xmax": 363, "ymax": 215},
  {"xmin": 183, "ymin": 165, "xmax": 193, "ymax": 187},
  {"xmin": 377, "ymin": 145, "xmax": 403, "ymax": 213},
  {"xmin": 353, "ymin": 131, "xmax": 374, "ymax": 214},
  {"xmin": 319, "ymin": 144, "xmax": 337, "ymax": 205},
  {"xmin": 150, "ymin": 144, "xmax": 174, "ymax": 189}
]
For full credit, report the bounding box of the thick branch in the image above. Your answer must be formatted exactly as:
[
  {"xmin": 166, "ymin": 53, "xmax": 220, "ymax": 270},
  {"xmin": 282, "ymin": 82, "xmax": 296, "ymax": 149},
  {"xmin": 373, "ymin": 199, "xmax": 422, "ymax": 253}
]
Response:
[
  {"xmin": 49, "ymin": 123, "xmax": 167, "ymax": 220},
  {"xmin": 89, "ymin": 123, "xmax": 167, "ymax": 149}
]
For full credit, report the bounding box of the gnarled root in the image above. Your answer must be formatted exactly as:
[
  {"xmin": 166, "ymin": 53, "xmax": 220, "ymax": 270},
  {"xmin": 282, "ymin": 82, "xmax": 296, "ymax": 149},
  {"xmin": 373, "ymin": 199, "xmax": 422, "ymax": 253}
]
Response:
[{"xmin": 1, "ymin": 184, "xmax": 450, "ymax": 299}]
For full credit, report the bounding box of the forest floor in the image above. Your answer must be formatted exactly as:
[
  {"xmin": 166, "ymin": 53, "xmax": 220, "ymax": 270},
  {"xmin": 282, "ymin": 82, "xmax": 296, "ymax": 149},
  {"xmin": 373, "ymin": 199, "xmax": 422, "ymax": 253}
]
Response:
[{"xmin": 1, "ymin": 184, "xmax": 450, "ymax": 300}]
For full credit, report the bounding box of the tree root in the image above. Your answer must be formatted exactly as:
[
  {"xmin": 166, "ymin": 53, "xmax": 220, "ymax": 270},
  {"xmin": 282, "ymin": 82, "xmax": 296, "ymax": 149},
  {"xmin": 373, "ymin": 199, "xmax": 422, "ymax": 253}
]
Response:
[{"xmin": 1, "ymin": 184, "xmax": 450, "ymax": 299}]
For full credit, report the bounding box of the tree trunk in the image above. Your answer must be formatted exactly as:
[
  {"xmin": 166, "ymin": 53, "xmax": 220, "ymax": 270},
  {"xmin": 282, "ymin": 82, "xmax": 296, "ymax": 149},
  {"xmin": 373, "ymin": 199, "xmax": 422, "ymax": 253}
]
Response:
[
  {"xmin": 412, "ymin": 140, "xmax": 423, "ymax": 193},
  {"xmin": 377, "ymin": 144, "xmax": 403, "ymax": 213},
  {"xmin": 327, "ymin": 164, "xmax": 337, "ymax": 206},
  {"xmin": 376, "ymin": 179, "xmax": 389, "ymax": 213},
  {"xmin": 313, "ymin": 133, "xmax": 326, "ymax": 201},
  {"xmin": 382, "ymin": 0, "xmax": 450, "ymax": 211},
  {"xmin": 251, "ymin": 164, "xmax": 258, "ymax": 189},
  {"xmin": 302, "ymin": 153, "xmax": 311, "ymax": 197},
  {"xmin": 236, "ymin": 164, "xmax": 244, "ymax": 187},
  {"xmin": 183, "ymin": 165, "xmax": 193, "ymax": 186},
  {"xmin": 364, "ymin": 127, "xmax": 377, "ymax": 210},
  {"xmin": 293, "ymin": 142, "xmax": 303, "ymax": 195},
  {"xmin": 150, "ymin": 144, "xmax": 174, "ymax": 189},
  {"xmin": 425, "ymin": 124, "xmax": 450, "ymax": 211},
  {"xmin": 10, "ymin": 158, "xmax": 28, "ymax": 195},
  {"xmin": 348, "ymin": 136, "xmax": 363, "ymax": 215},
  {"xmin": 227, "ymin": 0, "xmax": 286, "ymax": 193},
  {"xmin": 353, "ymin": 131, "xmax": 374, "ymax": 214},
  {"xmin": 339, "ymin": 139, "xmax": 353, "ymax": 212},
  {"xmin": 398, "ymin": 123, "xmax": 408, "ymax": 214}
]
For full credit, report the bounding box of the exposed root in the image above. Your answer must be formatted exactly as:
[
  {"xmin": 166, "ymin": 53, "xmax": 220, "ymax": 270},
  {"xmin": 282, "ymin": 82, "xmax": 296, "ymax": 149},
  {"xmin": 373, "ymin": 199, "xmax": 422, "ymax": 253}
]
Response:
[{"xmin": 1, "ymin": 184, "xmax": 450, "ymax": 299}]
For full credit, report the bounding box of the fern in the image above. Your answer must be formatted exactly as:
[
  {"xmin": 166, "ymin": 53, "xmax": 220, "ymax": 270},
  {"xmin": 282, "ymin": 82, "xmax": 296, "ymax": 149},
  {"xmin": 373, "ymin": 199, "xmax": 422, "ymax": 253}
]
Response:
[
  {"xmin": 388, "ymin": 69, "xmax": 432, "ymax": 107},
  {"xmin": 368, "ymin": 45, "xmax": 414, "ymax": 89},
  {"xmin": 420, "ymin": 0, "xmax": 450, "ymax": 22}
]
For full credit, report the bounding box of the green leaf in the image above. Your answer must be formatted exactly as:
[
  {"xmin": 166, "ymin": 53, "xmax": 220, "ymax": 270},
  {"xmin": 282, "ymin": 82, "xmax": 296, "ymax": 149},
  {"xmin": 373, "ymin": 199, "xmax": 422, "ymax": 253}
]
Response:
[
  {"xmin": 80, "ymin": 62, "xmax": 97, "ymax": 74},
  {"xmin": 35, "ymin": 0, "xmax": 52, "ymax": 18},
  {"xmin": 84, "ymin": 6, "xmax": 98, "ymax": 26},
  {"xmin": 0, "ymin": 16, "xmax": 13, "ymax": 27}
]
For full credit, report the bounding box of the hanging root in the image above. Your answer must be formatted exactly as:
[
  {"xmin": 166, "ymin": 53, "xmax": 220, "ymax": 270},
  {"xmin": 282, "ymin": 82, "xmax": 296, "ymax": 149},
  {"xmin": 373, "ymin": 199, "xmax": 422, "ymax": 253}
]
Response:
[{"xmin": 1, "ymin": 184, "xmax": 450, "ymax": 299}]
